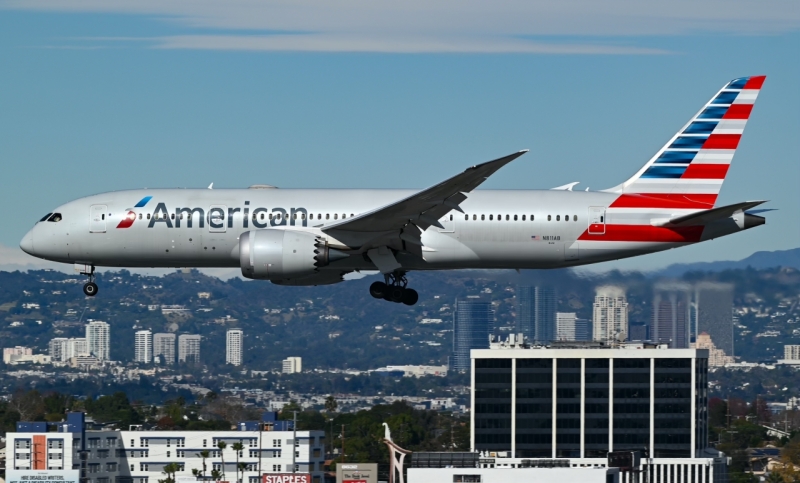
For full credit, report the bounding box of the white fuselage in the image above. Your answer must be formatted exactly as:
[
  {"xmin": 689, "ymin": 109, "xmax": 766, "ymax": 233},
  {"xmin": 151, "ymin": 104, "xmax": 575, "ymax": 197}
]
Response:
[{"xmin": 20, "ymin": 187, "xmax": 747, "ymax": 273}]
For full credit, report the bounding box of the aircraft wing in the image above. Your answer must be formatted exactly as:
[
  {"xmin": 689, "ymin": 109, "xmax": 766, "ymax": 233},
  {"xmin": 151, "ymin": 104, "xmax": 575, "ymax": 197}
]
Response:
[
  {"xmin": 322, "ymin": 150, "xmax": 528, "ymax": 252},
  {"xmin": 653, "ymin": 200, "xmax": 767, "ymax": 227}
]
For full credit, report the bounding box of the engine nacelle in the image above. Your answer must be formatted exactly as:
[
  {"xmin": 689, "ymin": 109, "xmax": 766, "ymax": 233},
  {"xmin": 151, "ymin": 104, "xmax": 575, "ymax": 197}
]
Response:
[{"xmin": 239, "ymin": 230, "xmax": 348, "ymax": 281}]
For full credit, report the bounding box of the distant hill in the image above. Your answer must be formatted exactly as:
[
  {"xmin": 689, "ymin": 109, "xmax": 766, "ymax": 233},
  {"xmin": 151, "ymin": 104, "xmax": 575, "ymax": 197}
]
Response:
[{"xmin": 656, "ymin": 247, "xmax": 800, "ymax": 278}]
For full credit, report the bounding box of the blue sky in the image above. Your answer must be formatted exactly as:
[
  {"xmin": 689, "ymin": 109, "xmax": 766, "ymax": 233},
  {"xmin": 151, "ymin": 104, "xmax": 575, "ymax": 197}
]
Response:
[{"xmin": 0, "ymin": 1, "xmax": 798, "ymax": 273}]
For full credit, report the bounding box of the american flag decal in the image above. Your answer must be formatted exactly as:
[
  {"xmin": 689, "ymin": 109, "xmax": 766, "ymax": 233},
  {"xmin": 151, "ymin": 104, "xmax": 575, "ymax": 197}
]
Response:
[{"xmin": 531, "ymin": 235, "xmax": 540, "ymax": 241}]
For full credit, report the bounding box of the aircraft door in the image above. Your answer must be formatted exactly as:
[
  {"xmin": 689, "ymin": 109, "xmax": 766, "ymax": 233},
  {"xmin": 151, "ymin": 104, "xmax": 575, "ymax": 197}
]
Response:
[
  {"xmin": 588, "ymin": 206, "xmax": 606, "ymax": 235},
  {"xmin": 89, "ymin": 205, "xmax": 107, "ymax": 233},
  {"xmin": 208, "ymin": 205, "xmax": 227, "ymax": 233},
  {"xmin": 438, "ymin": 213, "xmax": 455, "ymax": 233}
]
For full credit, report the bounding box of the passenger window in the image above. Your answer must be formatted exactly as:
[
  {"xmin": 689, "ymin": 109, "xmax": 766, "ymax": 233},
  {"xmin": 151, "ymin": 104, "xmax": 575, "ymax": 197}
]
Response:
[
  {"xmin": 506, "ymin": 215, "xmax": 509, "ymax": 221},
  {"xmin": 49, "ymin": 213, "xmax": 62, "ymax": 222},
  {"xmin": 342, "ymin": 214, "xmax": 345, "ymax": 219},
  {"xmin": 489, "ymin": 215, "xmax": 493, "ymax": 221},
  {"xmin": 334, "ymin": 214, "xmax": 338, "ymax": 220},
  {"xmin": 465, "ymin": 215, "xmax": 468, "ymax": 221},
  {"xmin": 171, "ymin": 213, "xmax": 175, "ymax": 220},
  {"xmin": 39, "ymin": 213, "xmax": 53, "ymax": 222},
  {"xmin": 449, "ymin": 214, "xmax": 453, "ymax": 221},
  {"xmin": 138, "ymin": 214, "xmax": 142, "ymax": 220},
  {"xmin": 302, "ymin": 214, "xmax": 306, "ymax": 219},
  {"xmin": 147, "ymin": 214, "xmax": 151, "ymax": 220},
  {"xmin": 293, "ymin": 213, "xmax": 297, "ymax": 219},
  {"xmin": 532, "ymin": 215, "xmax": 534, "ymax": 221},
  {"xmin": 514, "ymin": 215, "xmax": 518, "ymax": 221},
  {"xmin": 101, "ymin": 214, "xmax": 105, "ymax": 220},
  {"xmin": 473, "ymin": 215, "xmax": 477, "ymax": 220},
  {"xmin": 522, "ymin": 215, "xmax": 526, "ymax": 221},
  {"xmin": 326, "ymin": 214, "xmax": 330, "ymax": 220},
  {"xmin": 481, "ymin": 215, "xmax": 485, "ymax": 221},
  {"xmin": 556, "ymin": 215, "xmax": 560, "ymax": 221},
  {"xmin": 565, "ymin": 214, "xmax": 568, "ymax": 221},
  {"xmin": 573, "ymin": 215, "xmax": 577, "ymax": 221},
  {"xmin": 548, "ymin": 215, "xmax": 551, "ymax": 221},
  {"xmin": 351, "ymin": 214, "xmax": 354, "ymax": 218},
  {"xmin": 600, "ymin": 216, "xmax": 604, "ymax": 222},
  {"xmin": 497, "ymin": 214, "xmax": 501, "ymax": 220}
]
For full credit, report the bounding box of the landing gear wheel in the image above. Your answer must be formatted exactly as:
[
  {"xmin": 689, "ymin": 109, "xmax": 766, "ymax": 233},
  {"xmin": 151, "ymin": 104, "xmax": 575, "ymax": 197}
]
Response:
[
  {"xmin": 402, "ymin": 288, "xmax": 419, "ymax": 306},
  {"xmin": 388, "ymin": 286, "xmax": 405, "ymax": 303},
  {"xmin": 83, "ymin": 282, "xmax": 98, "ymax": 297},
  {"xmin": 370, "ymin": 281, "xmax": 387, "ymax": 299}
]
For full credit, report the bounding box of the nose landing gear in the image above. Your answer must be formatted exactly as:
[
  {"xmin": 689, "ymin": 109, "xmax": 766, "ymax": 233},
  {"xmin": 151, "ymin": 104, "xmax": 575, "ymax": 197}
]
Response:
[
  {"xmin": 80, "ymin": 265, "xmax": 98, "ymax": 297},
  {"xmin": 369, "ymin": 271, "xmax": 418, "ymax": 306}
]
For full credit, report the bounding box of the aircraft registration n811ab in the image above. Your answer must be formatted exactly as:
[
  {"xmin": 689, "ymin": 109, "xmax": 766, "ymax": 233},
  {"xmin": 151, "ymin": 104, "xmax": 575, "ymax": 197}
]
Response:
[{"xmin": 21, "ymin": 76, "xmax": 767, "ymax": 305}]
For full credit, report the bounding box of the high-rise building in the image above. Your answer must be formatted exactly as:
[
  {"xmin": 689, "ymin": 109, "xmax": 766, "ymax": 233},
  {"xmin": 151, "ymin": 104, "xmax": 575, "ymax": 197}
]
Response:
[
  {"xmin": 517, "ymin": 286, "xmax": 556, "ymax": 345},
  {"xmin": 50, "ymin": 338, "xmax": 89, "ymax": 362},
  {"xmin": 692, "ymin": 332, "xmax": 734, "ymax": 367},
  {"xmin": 134, "ymin": 330, "xmax": 153, "ymax": 364},
  {"xmin": 282, "ymin": 356, "xmax": 302, "ymax": 374},
  {"xmin": 695, "ymin": 282, "xmax": 734, "ymax": 357},
  {"xmin": 592, "ymin": 286, "xmax": 628, "ymax": 342},
  {"xmin": 178, "ymin": 334, "xmax": 201, "ymax": 363},
  {"xmin": 472, "ymin": 341, "xmax": 710, "ymax": 460},
  {"xmin": 785, "ymin": 345, "xmax": 800, "ymax": 361},
  {"xmin": 628, "ymin": 324, "xmax": 649, "ymax": 341},
  {"xmin": 226, "ymin": 329, "xmax": 244, "ymax": 366},
  {"xmin": 153, "ymin": 333, "xmax": 176, "ymax": 365},
  {"xmin": 556, "ymin": 312, "xmax": 589, "ymax": 341},
  {"xmin": 452, "ymin": 297, "xmax": 494, "ymax": 371},
  {"xmin": 86, "ymin": 321, "xmax": 110, "ymax": 361},
  {"xmin": 652, "ymin": 282, "xmax": 692, "ymax": 348}
]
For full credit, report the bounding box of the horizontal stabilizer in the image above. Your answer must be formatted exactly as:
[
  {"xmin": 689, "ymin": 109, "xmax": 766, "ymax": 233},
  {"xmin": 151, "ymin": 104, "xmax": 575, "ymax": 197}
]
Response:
[{"xmin": 653, "ymin": 201, "xmax": 767, "ymax": 227}]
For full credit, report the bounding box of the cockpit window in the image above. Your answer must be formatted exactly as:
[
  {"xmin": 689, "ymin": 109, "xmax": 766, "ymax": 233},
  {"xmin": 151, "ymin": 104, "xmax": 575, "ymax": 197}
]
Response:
[
  {"xmin": 39, "ymin": 213, "xmax": 53, "ymax": 222},
  {"xmin": 48, "ymin": 213, "xmax": 63, "ymax": 222}
]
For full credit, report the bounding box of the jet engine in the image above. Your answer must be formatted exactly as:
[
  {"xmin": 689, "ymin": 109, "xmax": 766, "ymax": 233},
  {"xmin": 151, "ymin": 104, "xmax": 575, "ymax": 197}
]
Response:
[{"xmin": 239, "ymin": 230, "xmax": 349, "ymax": 281}]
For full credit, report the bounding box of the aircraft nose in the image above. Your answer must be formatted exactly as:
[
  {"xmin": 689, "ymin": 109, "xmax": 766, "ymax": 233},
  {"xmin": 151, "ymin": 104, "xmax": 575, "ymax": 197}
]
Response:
[{"xmin": 20, "ymin": 230, "xmax": 35, "ymax": 255}]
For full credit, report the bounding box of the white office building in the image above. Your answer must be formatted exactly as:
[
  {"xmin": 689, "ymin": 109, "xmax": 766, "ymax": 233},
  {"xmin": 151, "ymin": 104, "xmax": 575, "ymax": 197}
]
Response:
[
  {"xmin": 49, "ymin": 338, "xmax": 89, "ymax": 362},
  {"xmin": 178, "ymin": 334, "xmax": 201, "ymax": 363},
  {"xmin": 7, "ymin": 415, "xmax": 325, "ymax": 483},
  {"xmin": 226, "ymin": 329, "xmax": 244, "ymax": 366},
  {"xmin": 153, "ymin": 333, "xmax": 176, "ymax": 365},
  {"xmin": 134, "ymin": 330, "xmax": 153, "ymax": 364},
  {"xmin": 86, "ymin": 321, "xmax": 110, "ymax": 361},
  {"xmin": 557, "ymin": 313, "xmax": 590, "ymax": 342},
  {"xmin": 785, "ymin": 345, "xmax": 800, "ymax": 361},
  {"xmin": 592, "ymin": 287, "xmax": 628, "ymax": 343},
  {"xmin": 282, "ymin": 357, "xmax": 302, "ymax": 374}
]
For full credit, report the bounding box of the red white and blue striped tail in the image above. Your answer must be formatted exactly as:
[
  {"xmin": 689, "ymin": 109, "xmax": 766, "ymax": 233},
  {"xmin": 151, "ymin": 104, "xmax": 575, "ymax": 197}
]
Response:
[{"xmin": 608, "ymin": 75, "xmax": 765, "ymax": 209}]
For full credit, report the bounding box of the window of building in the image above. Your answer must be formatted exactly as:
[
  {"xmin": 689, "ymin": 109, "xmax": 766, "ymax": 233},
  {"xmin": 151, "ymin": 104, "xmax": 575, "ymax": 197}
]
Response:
[
  {"xmin": 88, "ymin": 439, "xmax": 100, "ymax": 449},
  {"xmin": 97, "ymin": 478, "xmax": 109, "ymax": 483},
  {"xmin": 15, "ymin": 452, "xmax": 30, "ymax": 460},
  {"xmin": 203, "ymin": 439, "xmax": 207, "ymax": 448},
  {"xmin": 88, "ymin": 464, "xmax": 101, "ymax": 473},
  {"xmin": 49, "ymin": 453, "xmax": 63, "ymax": 460},
  {"xmin": 130, "ymin": 439, "xmax": 135, "ymax": 447},
  {"xmin": 130, "ymin": 465, "xmax": 134, "ymax": 471},
  {"xmin": 213, "ymin": 464, "xmax": 222, "ymax": 471},
  {"xmin": 249, "ymin": 450, "xmax": 258, "ymax": 458},
  {"xmin": 166, "ymin": 451, "xmax": 171, "ymax": 458},
  {"xmin": 48, "ymin": 440, "xmax": 63, "ymax": 449},
  {"xmin": 272, "ymin": 465, "xmax": 282, "ymax": 472},
  {"xmin": 166, "ymin": 439, "xmax": 171, "ymax": 447},
  {"xmin": 140, "ymin": 439, "xmax": 149, "ymax": 447},
  {"xmin": 106, "ymin": 463, "xmax": 117, "ymax": 472},
  {"xmin": 140, "ymin": 464, "xmax": 149, "ymax": 472},
  {"xmin": 106, "ymin": 438, "xmax": 117, "ymax": 448},
  {"xmin": 453, "ymin": 476, "xmax": 482, "ymax": 483},
  {"xmin": 273, "ymin": 439, "xmax": 282, "ymax": 447}
]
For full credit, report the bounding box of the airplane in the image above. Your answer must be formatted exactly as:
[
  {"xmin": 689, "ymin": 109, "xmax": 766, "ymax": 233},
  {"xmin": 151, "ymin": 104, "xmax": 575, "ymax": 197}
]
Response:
[{"xmin": 20, "ymin": 76, "xmax": 767, "ymax": 305}]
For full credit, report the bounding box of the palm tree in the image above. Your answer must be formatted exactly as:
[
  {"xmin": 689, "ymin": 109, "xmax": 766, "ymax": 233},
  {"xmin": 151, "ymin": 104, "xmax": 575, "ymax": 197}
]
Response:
[
  {"xmin": 191, "ymin": 469, "xmax": 201, "ymax": 481},
  {"xmin": 197, "ymin": 450, "xmax": 210, "ymax": 480},
  {"xmin": 231, "ymin": 443, "xmax": 244, "ymax": 483},
  {"xmin": 236, "ymin": 462, "xmax": 247, "ymax": 483},
  {"xmin": 210, "ymin": 469, "xmax": 222, "ymax": 483},
  {"xmin": 216, "ymin": 441, "xmax": 228, "ymax": 480},
  {"xmin": 161, "ymin": 462, "xmax": 180, "ymax": 483},
  {"xmin": 324, "ymin": 395, "xmax": 337, "ymax": 413}
]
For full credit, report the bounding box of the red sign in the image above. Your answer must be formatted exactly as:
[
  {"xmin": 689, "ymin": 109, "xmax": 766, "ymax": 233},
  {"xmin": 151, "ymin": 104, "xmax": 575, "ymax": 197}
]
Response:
[
  {"xmin": 262, "ymin": 475, "xmax": 310, "ymax": 483},
  {"xmin": 344, "ymin": 480, "xmax": 367, "ymax": 483}
]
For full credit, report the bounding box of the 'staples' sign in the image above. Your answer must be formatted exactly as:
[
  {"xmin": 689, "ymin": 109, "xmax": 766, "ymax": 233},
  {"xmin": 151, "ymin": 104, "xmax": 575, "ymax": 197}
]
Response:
[{"xmin": 262, "ymin": 474, "xmax": 310, "ymax": 483}]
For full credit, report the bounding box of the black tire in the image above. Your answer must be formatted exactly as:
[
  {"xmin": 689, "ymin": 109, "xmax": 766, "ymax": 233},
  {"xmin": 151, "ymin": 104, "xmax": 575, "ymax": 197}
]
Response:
[
  {"xmin": 389, "ymin": 286, "xmax": 405, "ymax": 303},
  {"xmin": 369, "ymin": 281, "xmax": 387, "ymax": 299},
  {"xmin": 83, "ymin": 282, "xmax": 98, "ymax": 297},
  {"xmin": 402, "ymin": 288, "xmax": 419, "ymax": 306}
]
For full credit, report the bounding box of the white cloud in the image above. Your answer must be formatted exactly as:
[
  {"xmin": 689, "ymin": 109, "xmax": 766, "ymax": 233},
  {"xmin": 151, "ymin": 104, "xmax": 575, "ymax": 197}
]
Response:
[{"xmin": 4, "ymin": 0, "xmax": 799, "ymax": 52}]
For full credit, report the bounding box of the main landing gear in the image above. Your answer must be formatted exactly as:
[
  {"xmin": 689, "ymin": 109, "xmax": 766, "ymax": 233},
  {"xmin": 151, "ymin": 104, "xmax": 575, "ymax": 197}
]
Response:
[
  {"xmin": 370, "ymin": 271, "xmax": 418, "ymax": 306},
  {"xmin": 81, "ymin": 265, "xmax": 98, "ymax": 297}
]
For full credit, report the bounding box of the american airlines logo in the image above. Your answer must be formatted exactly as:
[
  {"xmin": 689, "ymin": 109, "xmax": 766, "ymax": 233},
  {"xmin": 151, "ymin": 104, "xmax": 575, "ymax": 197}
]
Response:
[{"xmin": 116, "ymin": 197, "xmax": 309, "ymax": 229}]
